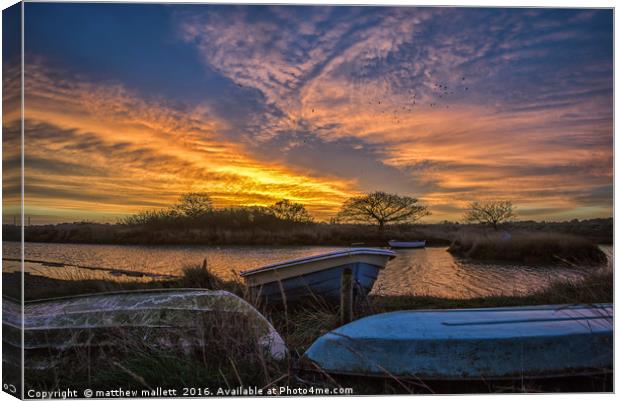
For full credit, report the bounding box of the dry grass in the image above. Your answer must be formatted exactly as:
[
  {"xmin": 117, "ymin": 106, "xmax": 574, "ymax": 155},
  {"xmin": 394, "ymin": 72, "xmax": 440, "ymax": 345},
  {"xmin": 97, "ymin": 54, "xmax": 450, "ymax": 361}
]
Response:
[
  {"xmin": 448, "ymin": 230, "xmax": 608, "ymax": 265},
  {"xmin": 23, "ymin": 311, "xmax": 288, "ymax": 393}
]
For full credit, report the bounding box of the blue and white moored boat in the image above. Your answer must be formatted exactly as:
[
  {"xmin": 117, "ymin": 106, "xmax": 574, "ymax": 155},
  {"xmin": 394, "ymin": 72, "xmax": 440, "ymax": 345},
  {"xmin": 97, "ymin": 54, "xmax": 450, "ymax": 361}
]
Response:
[
  {"xmin": 388, "ymin": 240, "xmax": 426, "ymax": 249},
  {"xmin": 304, "ymin": 304, "xmax": 613, "ymax": 380},
  {"xmin": 240, "ymin": 248, "xmax": 395, "ymax": 304}
]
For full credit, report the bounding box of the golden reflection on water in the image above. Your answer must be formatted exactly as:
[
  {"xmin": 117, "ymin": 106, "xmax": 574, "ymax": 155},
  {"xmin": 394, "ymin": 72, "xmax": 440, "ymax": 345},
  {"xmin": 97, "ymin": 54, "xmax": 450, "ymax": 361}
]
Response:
[{"xmin": 2, "ymin": 242, "xmax": 609, "ymax": 299}]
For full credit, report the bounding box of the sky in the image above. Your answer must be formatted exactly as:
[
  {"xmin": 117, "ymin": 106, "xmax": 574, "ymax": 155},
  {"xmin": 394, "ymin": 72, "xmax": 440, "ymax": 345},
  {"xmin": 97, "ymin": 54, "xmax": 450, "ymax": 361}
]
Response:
[{"xmin": 2, "ymin": 3, "xmax": 613, "ymax": 223}]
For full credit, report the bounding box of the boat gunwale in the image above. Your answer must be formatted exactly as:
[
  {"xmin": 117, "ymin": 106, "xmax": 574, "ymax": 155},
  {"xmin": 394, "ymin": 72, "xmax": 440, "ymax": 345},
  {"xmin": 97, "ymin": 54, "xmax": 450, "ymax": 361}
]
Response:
[
  {"xmin": 332, "ymin": 303, "xmax": 613, "ymax": 318},
  {"xmin": 239, "ymin": 248, "xmax": 395, "ymax": 277},
  {"xmin": 318, "ymin": 303, "xmax": 613, "ymax": 340},
  {"xmin": 18, "ymin": 306, "xmax": 260, "ymax": 319},
  {"xmin": 13, "ymin": 288, "xmax": 232, "ymax": 305}
]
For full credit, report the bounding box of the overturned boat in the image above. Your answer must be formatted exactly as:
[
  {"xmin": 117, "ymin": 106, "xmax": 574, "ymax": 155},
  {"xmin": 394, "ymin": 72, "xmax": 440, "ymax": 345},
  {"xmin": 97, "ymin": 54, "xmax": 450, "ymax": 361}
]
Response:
[
  {"xmin": 240, "ymin": 248, "xmax": 395, "ymax": 304},
  {"xmin": 303, "ymin": 304, "xmax": 613, "ymax": 380},
  {"xmin": 3, "ymin": 289, "xmax": 286, "ymax": 369}
]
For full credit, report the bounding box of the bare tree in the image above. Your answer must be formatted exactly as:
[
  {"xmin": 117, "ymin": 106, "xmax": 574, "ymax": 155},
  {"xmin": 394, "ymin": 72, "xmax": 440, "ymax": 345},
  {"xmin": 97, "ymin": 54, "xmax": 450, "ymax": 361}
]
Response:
[
  {"xmin": 270, "ymin": 199, "xmax": 313, "ymax": 223},
  {"xmin": 174, "ymin": 192, "xmax": 213, "ymax": 217},
  {"xmin": 336, "ymin": 191, "xmax": 430, "ymax": 229},
  {"xmin": 465, "ymin": 200, "xmax": 515, "ymax": 230}
]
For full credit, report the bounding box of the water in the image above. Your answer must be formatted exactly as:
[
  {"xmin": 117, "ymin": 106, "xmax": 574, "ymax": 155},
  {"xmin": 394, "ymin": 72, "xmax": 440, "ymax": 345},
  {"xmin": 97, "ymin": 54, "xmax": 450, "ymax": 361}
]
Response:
[{"xmin": 2, "ymin": 242, "xmax": 610, "ymax": 299}]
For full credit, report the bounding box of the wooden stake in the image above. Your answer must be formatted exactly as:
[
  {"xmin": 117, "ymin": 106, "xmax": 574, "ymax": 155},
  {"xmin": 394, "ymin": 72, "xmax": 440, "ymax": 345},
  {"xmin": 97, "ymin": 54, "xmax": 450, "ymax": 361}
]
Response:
[{"xmin": 340, "ymin": 268, "xmax": 353, "ymax": 324}]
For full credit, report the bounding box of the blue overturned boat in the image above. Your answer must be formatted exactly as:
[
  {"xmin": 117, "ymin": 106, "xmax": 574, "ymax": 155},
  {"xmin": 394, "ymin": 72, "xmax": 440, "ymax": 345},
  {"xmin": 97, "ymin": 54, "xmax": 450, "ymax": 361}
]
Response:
[
  {"xmin": 240, "ymin": 248, "xmax": 395, "ymax": 304},
  {"xmin": 304, "ymin": 304, "xmax": 613, "ymax": 380}
]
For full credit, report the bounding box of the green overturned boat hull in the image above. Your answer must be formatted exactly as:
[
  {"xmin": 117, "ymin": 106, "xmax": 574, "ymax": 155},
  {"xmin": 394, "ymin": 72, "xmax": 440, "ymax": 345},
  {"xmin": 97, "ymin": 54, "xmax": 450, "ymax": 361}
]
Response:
[
  {"xmin": 3, "ymin": 289, "xmax": 286, "ymax": 369},
  {"xmin": 303, "ymin": 304, "xmax": 612, "ymax": 380}
]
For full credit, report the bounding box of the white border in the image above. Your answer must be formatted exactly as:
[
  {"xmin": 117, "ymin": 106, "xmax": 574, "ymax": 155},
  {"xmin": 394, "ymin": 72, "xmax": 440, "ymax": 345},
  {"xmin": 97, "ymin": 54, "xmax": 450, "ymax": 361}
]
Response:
[{"xmin": 0, "ymin": 1, "xmax": 616, "ymax": 401}]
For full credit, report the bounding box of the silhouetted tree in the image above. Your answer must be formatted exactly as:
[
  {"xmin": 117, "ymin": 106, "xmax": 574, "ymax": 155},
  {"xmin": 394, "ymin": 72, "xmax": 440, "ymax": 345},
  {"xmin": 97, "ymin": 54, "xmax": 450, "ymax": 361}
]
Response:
[
  {"xmin": 465, "ymin": 200, "xmax": 515, "ymax": 230},
  {"xmin": 173, "ymin": 192, "xmax": 213, "ymax": 218},
  {"xmin": 270, "ymin": 199, "xmax": 313, "ymax": 223},
  {"xmin": 336, "ymin": 191, "xmax": 430, "ymax": 229}
]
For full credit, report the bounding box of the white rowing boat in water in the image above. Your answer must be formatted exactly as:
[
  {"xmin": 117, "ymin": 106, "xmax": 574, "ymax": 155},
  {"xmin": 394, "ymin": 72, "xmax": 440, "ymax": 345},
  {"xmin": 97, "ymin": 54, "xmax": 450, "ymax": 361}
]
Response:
[{"xmin": 388, "ymin": 240, "xmax": 426, "ymax": 249}]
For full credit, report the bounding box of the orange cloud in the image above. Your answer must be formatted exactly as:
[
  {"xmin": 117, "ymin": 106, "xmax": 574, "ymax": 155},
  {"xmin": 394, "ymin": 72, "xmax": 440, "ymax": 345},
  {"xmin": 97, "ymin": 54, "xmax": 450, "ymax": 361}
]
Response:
[
  {"xmin": 299, "ymin": 82, "xmax": 612, "ymax": 218},
  {"xmin": 11, "ymin": 61, "xmax": 357, "ymax": 223}
]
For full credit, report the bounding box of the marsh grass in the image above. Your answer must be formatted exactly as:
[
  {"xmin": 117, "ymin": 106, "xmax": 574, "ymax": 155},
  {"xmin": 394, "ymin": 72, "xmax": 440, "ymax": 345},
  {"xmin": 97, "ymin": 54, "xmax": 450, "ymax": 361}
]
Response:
[
  {"xmin": 448, "ymin": 230, "xmax": 607, "ymax": 265},
  {"xmin": 12, "ymin": 217, "xmax": 612, "ymax": 246},
  {"xmin": 18, "ymin": 221, "xmax": 455, "ymax": 246},
  {"xmin": 25, "ymin": 322, "xmax": 288, "ymax": 393},
  {"xmin": 270, "ymin": 303, "xmax": 341, "ymax": 356}
]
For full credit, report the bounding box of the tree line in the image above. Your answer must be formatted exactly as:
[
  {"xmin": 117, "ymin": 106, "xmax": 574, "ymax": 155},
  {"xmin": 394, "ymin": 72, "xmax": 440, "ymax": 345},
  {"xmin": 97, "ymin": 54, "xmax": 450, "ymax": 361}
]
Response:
[{"xmin": 121, "ymin": 191, "xmax": 516, "ymax": 230}]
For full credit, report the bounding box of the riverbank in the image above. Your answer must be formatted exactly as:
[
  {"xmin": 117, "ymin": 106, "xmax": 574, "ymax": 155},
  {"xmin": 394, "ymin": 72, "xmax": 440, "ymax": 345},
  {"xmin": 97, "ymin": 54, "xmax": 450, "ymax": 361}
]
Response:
[
  {"xmin": 5, "ymin": 262, "xmax": 613, "ymax": 394},
  {"xmin": 3, "ymin": 218, "xmax": 612, "ymax": 246}
]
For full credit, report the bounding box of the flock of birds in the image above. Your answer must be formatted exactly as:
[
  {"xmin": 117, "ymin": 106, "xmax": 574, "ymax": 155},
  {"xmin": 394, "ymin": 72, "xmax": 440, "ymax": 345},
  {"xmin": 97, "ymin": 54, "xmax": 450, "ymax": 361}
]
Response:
[
  {"xmin": 359, "ymin": 76, "xmax": 472, "ymax": 124},
  {"xmin": 297, "ymin": 76, "xmax": 472, "ymax": 126},
  {"xmin": 430, "ymin": 76, "xmax": 469, "ymax": 106}
]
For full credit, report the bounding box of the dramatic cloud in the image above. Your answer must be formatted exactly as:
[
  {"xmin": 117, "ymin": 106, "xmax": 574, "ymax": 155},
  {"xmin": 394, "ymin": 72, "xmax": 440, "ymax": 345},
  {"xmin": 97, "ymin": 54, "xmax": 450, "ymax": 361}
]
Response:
[
  {"xmin": 178, "ymin": 6, "xmax": 612, "ymax": 220},
  {"xmin": 9, "ymin": 5, "xmax": 613, "ymax": 222}
]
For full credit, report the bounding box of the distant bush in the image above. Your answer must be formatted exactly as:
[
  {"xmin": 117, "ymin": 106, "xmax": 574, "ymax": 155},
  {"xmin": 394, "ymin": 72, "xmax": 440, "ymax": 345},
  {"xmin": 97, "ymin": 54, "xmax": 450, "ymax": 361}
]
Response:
[
  {"xmin": 269, "ymin": 199, "xmax": 314, "ymax": 223},
  {"xmin": 448, "ymin": 230, "xmax": 608, "ymax": 266},
  {"xmin": 119, "ymin": 209, "xmax": 179, "ymax": 226},
  {"xmin": 119, "ymin": 199, "xmax": 317, "ymax": 232}
]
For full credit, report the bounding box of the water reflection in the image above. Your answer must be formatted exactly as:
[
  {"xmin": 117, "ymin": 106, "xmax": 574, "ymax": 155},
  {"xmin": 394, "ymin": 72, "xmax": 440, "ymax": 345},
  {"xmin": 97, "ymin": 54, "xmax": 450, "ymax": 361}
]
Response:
[
  {"xmin": 375, "ymin": 248, "xmax": 596, "ymax": 298},
  {"xmin": 2, "ymin": 242, "xmax": 610, "ymax": 299}
]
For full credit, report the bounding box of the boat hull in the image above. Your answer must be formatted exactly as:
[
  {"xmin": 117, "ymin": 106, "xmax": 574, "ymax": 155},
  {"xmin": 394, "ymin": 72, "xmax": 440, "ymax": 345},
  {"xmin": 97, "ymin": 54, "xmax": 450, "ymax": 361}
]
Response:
[
  {"xmin": 252, "ymin": 261, "xmax": 381, "ymax": 304},
  {"xmin": 388, "ymin": 240, "xmax": 426, "ymax": 249},
  {"xmin": 240, "ymin": 249, "xmax": 395, "ymax": 304},
  {"xmin": 303, "ymin": 304, "xmax": 613, "ymax": 380},
  {"xmin": 2, "ymin": 289, "xmax": 287, "ymax": 369}
]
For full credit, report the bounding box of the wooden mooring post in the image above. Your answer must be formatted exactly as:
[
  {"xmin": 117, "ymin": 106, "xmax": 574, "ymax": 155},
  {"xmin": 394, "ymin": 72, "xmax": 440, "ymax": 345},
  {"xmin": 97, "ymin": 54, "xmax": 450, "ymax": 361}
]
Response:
[{"xmin": 340, "ymin": 268, "xmax": 353, "ymax": 325}]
